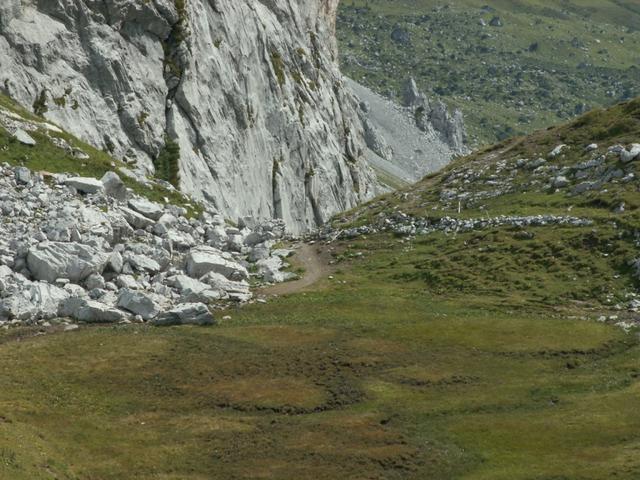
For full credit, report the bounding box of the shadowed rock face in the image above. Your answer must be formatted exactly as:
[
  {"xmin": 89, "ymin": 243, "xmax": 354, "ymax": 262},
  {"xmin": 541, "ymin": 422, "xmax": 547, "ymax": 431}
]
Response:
[{"xmin": 0, "ymin": 0, "xmax": 377, "ymax": 233}]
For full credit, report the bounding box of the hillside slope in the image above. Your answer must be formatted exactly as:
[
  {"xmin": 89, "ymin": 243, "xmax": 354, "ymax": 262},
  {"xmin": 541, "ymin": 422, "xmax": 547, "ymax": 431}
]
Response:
[
  {"xmin": 334, "ymin": 97, "xmax": 640, "ymax": 311},
  {"xmin": 338, "ymin": 0, "xmax": 640, "ymax": 145}
]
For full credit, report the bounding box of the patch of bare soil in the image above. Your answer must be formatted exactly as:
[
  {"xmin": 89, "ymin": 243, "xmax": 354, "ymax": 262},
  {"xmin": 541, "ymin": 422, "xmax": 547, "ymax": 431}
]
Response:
[{"xmin": 261, "ymin": 244, "xmax": 334, "ymax": 296}]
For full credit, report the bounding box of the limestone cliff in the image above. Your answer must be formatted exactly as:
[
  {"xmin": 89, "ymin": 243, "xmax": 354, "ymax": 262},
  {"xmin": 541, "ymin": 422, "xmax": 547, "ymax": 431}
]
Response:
[{"xmin": 0, "ymin": 0, "xmax": 377, "ymax": 233}]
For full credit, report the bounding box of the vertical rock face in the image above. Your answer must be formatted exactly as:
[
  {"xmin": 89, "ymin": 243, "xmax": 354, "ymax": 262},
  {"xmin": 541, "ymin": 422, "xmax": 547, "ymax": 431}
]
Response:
[{"xmin": 0, "ymin": 0, "xmax": 376, "ymax": 233}]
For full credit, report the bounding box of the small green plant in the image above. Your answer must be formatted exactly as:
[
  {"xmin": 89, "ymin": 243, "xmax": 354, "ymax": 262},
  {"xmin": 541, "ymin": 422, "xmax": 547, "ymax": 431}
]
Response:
[
  {"xmin": 271, "ymin": 51, "xmax": 286, "ymax": 86},
  {"xmin": 53, "ymin": 96, "xmax": 66, "ymax": 108},
  {"xmin": 138, "ymin": 111, "xmax": 149, "ymax": 127},
  {"xmin": 32, "ymin": 89, "xmax": 48, "ymax": 116},
  {"xmin": 154, "ymin": 137, "xmax": 181, "ymax": 187}
]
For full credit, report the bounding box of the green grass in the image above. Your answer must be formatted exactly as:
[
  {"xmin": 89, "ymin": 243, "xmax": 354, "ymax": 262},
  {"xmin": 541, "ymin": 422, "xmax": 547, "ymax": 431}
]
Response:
[
  {"xmin": 0, "ymin": 232, "xmax": 637, "ymax": 478},
  {"xmin": 337, "ymin": 0, "xmax": 640, "ymax": 145}
]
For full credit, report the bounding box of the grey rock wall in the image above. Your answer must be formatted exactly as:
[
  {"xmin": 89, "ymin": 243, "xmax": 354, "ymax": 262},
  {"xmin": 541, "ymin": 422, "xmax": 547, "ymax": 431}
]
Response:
[{"xmin": 0, "ymin": 0, "xmax": 376, "ymax": 233}]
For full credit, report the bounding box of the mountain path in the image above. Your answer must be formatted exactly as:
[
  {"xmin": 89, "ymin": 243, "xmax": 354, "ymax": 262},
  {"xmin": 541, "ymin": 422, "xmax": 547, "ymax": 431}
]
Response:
[{"xmin": 261, "ymin": 244, "xmax": 332, "ymax": 296}]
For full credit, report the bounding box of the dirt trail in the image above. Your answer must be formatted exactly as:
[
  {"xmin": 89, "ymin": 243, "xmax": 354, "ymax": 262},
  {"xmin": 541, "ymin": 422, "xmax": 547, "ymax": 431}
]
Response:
[{"xmin": 262, "ymin": 244, "xmax": 332, "ymax": 296}]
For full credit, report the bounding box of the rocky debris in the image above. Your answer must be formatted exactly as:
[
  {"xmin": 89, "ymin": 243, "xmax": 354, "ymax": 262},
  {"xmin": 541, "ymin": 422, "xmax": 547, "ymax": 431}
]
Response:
[
  {"xmin": 323, "ymin": 213, "xmax": 594, "ymax": 241},
  {"xmin": 400, "ymin": 78, "xmax": 468, "ymax": 154},
  {"xmin": 151, "ymin": 303, "xmax": 215, "ymax": 326},
  {"xmin": 394, "ymin": 136, "xmax": 640, "ymax": 211},
  {"xmin": 0, "ymin": 165, "xmax": 296, "ymax": 328},
  {"xmin": 347, "ymin": 77, "xmax": 467, "ymax": 186}
]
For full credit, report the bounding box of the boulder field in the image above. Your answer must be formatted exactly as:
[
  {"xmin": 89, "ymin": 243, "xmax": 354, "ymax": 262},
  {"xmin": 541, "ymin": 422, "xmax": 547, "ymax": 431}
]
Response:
[{"xmin": 0, "ymin": 165, "xmax": 296, "ymax": 328}]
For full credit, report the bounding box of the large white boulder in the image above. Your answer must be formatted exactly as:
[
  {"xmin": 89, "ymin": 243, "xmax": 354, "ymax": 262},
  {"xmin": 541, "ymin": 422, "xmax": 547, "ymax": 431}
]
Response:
[
  {"xmin": 166, "ymin": 274, "xmax": 223, "ymax": 303},
  {"xmin": 64, "ymin": 177, "xmax": 104, "ymax": 194},
  {"xmin": 59, "ymin": 297, "xmax": 129, "ymax": 323},
  {"xmin": 256, "ymin": 256, "xmax": 297, "ymax": 283},
  {"xmin": 28, "ymin": 282, "xmax": 70, "ymax": 319},
  {"xmin": 118, "ymin": 206, "xmax": 154, "ymax": 230},
  {"xmin": 185, "ymin": 246, "xmax": 248, "ymax": 280},
  {"xmin": 620, "ymin": 144, "xmax": 640, "ymax": 163},
  {"xmin": 101, "ymin": 171, "xmax": 128, "ymax": 201},
  {"xmin": 13, "ymin": 128, "xmax": 36, "ymax": 146},
  {"xmin": 14, "ymin": 166, "xmax": 31, "ymax": 184},
  {"xmin": 117, "ymin": 289, "xmax": 161, "ymax": 320},
  {"xmin": 200, "ymin": 272, "xmax": 252, "ymax": 302},
  {"xmin": 123, "ymin": 252, "xmax": 161, "ymax": 274},
  {"xmin": 128, "ymin": 198, "xmax": 164, "ymax": 221},
  {"xmin": 26, "ymin": 241, "xmax": 108, "ymax": 284},
  {"xmin": 0, "ymin": 295, "xmax": 36, "ymax": 321}
]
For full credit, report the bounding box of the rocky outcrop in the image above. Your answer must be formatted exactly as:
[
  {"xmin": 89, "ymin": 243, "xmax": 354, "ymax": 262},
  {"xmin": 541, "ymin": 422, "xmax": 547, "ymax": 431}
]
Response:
[
  {"xmin": 0, "ymin": 0, "xmax": 376, "ymax": 233},
  {"xmin": 401, "ymin": 78, "xmax": 468, "ymax": 155}
]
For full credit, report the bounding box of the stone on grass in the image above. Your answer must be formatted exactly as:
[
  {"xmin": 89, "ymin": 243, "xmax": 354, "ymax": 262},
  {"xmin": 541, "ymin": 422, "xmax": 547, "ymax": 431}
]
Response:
[
  {"xmin": 620, "ymin": 144, "xmax": 640, "ymax": 163},
  {"xmin": 13, "ymin": 128, "xmax": 36, "ymax": 146},
  {"xmin": 151, "ymin": 303, "xmax": 215, "ymax": 326}
]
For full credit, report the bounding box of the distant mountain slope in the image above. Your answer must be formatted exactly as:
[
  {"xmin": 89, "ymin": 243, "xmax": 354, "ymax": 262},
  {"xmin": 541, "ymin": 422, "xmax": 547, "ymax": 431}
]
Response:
[
  {"xmin": 347, "ymin": 77, "xmax": 466, "ymax": 188},
  {"xmin": 337, "ymin": 0, "xmax": 640, "ymax": 146}
]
